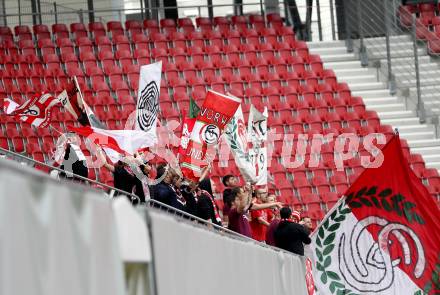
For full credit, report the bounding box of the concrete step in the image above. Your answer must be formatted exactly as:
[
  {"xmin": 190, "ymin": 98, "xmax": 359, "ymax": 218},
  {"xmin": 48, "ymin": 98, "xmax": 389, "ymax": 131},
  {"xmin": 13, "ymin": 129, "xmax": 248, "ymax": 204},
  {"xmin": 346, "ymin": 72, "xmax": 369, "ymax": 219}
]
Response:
[
  {"xmin": 308, "ymin": 46, "xmax": 348, "ymax": 56},
  {"xmin": 377, "ymin": 110, "xmax": 415, "ymax": 120},
  {"xmin": 381, "ymin": 61, "xmax": 440, "ymax": 72},
  {"xmin": 361, "ymin": 35, "xmax": 412, "ymax": 43},
  {"xmin": 352, "ymin": 89, "xmax": 394, "ymax": 99},
  {"xmin": 406, "ymin": 138, "xmax": 440, "ymax": 148},
  {"xmin": 396, "ymin": 124, "xmax": 436, "ymax": 133},
  {"xmin": 348, "ymin": 82, "xmax": 387, "ymax": 91},
  {"xmin": 362, "ymin": 97, "xmax": 400, "ymax": 105},
  {"xmin": 319, "ymin": 53, "xmax": 359, "ymax": 63},
  {"xmin": 333, "ymin": 67, "xmax": 376, "ymax": 76},
  {"xmin": 365, "ymin": 103, "xmax": 406, "ymax": 112},
  {"xmin": 398, "ymin": 131, "xmax": 435, "ymax": 140},
  {"xmin": 412, "ymin": 146, "xmax": 440, "ymax": 156},
  {"xmin": 307, "ymin": 40, "xmax": 346, "ymax": 49},
  {"xmin": 367, "ymin": 48, "xmax": 427, "ymax": 59},
  {"xmin": 426, "ymin": 162, "xmax": 440, "ymax": 169},
  {"xmin": 324, "ymin": 61, "xmax": 363, "ymax": 70},
  {"xmin": 336, "ymin": 74, "xmax": 378, "ymax": 84},
  {"xmin": 379, "ymin": 55, "xmax": 432, "ymax": 64},
  {"xmin": 382, "ymin": 117, "xmax": 423, "ymax": 127}
]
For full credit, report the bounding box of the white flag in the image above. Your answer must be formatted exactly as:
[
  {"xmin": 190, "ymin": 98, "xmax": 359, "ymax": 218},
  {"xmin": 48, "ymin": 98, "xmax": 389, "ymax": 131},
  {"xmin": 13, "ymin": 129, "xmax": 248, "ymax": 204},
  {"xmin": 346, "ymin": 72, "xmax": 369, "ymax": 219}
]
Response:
[
  {"xmin": 135, "ymin": 61, "xmax": 161, "ymax": 146},
  {"xmin": 248, "ymin": 104, "xmax": 268, "ymax": 143},
  {"xmin": 225, "ymin": 105, "xmax": 256, "ymax": 182},
  {"xmin": 247, "ymin": 105, "xmax": 268, "ymax": 185}
]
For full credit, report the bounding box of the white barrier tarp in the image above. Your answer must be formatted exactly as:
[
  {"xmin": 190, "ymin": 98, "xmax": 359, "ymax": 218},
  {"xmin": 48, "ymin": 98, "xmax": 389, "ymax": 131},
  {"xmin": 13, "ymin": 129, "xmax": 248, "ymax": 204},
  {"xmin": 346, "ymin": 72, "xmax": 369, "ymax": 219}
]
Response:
[
  {"xmin": 0, "ymin": 159, "xmax": 125, "ymax": 295},
  {"xmin": 149, "ymin": 211, "xmax": 308, "ymax": 295}
]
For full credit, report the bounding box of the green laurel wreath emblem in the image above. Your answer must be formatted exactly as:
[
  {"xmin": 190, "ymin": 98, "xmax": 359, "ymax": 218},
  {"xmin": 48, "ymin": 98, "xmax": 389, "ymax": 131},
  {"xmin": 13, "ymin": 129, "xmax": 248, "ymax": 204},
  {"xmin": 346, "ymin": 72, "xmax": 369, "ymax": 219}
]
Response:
[
  {"xmin": 315, "ymin": 200, "xmax": 356, "ymax": 295},
  {"xmin": 316, "ymin": 186, "xmax": 436, "ymax": 295},
  {"xmin": 225, "ymin": 117, "xmax": 248, "ymax": 160}
]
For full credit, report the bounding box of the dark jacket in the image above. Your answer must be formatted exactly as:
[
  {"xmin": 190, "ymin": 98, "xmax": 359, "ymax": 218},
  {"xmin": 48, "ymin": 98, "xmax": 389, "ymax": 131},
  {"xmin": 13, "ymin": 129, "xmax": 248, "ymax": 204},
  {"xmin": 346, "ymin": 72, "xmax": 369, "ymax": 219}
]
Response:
[
  {"xmin": 196, "ymin": 192, "xmax": 222, "ymax": 226},
  {"xmin": 113, "ymin": 165, "xmax": 136, "ymax": 195},
  {"xmin": 274, "ymin": 221, "xmax": 311, "ymax": 256},
  {"xmin": 152, "ymin": 182, "xmax": 186, "ymax": 212}
]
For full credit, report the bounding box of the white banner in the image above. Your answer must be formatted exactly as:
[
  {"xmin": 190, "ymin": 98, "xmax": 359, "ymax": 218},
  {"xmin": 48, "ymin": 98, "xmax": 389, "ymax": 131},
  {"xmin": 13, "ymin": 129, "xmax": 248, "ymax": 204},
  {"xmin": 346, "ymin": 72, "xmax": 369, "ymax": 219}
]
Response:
[
  {"xmin": 135, "ymin": 62, "xmax": 162, "ymax": 145},
  {"xmin": 248, "ymin": 104, "xmax": 268, "ymax": 143},
  {"xmin": 250, "ymin": 146, "xmax": 267, "ymax": 186},
  {"xmin": 224, "ymin": 105, "xmax": 256, "ymax": 182},
  {"xmin": 247, "ymin": 105, "xmax": 268, "ymax": 185}
]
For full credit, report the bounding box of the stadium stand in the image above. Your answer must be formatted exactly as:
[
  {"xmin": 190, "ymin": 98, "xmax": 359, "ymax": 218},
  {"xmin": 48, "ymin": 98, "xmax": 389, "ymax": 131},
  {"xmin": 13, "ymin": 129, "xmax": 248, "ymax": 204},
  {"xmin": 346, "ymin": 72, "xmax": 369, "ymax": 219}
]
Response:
[{"xmin": 1, "ymin": 13, "xmax": 440, "ymax": 227}]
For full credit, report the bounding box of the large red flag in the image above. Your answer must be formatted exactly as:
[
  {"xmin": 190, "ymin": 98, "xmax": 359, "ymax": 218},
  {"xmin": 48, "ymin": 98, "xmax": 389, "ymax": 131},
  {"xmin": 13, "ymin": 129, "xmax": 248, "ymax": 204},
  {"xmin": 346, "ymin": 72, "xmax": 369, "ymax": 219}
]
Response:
[
  {"xmin": 180, "ymin": 90, "xmax": 241, "ymax": 181},
  {"xmin": 309, "ymin": 135, "xmax": 440, "ymax": 294}
]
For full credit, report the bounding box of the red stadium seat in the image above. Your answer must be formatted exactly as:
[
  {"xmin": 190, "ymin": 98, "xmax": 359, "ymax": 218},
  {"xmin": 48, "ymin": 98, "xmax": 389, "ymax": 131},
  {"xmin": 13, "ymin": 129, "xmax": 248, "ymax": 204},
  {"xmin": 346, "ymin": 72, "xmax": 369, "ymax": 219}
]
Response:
[
  {"xmin": 88, "ymin": 22, "xmax": 106, "ymax": 37},
  {"xmin": 107, "ymin": 21, "xmax": 124, "ymax": 37},
  {"xmin": 52, "ymin": 23, "xmax": 69, "ymax": 39}
]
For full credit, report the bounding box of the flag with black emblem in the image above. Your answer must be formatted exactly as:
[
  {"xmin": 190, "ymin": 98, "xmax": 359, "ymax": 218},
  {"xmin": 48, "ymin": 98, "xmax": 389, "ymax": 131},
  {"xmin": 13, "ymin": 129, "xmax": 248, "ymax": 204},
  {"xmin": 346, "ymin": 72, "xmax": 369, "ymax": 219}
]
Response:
[
  {"xmin": 180, "ymin": 91, "xmax": 241, "ymax": 181},
  {"xmin": 135, "ymin": 61, "xmax": 161, "ymax": 146}
]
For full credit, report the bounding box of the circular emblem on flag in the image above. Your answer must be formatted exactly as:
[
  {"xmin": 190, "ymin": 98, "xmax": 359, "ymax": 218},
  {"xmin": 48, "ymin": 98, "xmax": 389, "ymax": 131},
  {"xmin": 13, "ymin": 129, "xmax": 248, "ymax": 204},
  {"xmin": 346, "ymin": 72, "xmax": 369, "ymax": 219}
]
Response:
[
  {"xmin": 137, "ymin": 81, "xmax": 159, "ymax": 131},
  {"xmin": 200, "ymin": 124, "xmax": 220, "ymax": 145}
]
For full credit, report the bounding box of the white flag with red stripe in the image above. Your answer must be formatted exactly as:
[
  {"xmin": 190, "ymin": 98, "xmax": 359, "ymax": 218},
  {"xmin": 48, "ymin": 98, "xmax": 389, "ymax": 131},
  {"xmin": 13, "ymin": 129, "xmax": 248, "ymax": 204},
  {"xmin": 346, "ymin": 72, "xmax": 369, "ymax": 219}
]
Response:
[
  {"xmin": 67, "ymin": 125, "xmax": 156, "ymax": 162},
  {"xmin": 3, "ymin": 93, "xmax": 59, "ymax": 127}
]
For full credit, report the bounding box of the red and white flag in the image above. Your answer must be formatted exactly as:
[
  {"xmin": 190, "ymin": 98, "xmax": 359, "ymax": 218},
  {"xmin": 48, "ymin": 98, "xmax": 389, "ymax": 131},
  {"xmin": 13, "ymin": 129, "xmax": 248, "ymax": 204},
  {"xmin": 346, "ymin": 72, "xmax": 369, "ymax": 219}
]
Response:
[
  {"xmin": 67, "ymin": 125, "xmax": 157, "ymax": 162},
  {"xmin": 308, "ymin": 135, "xmax": 440, "ymax": 294},
  {"xmin": 3, "ymin": 93, "xmax": 59, "ymax": 127},
  {"xmin": 57, "ymin": 77, "xmax": 104, "ymax": 128},
  {"xmin": 180, "ymin": 90, "xmax": 241, "ymax": 181},
  {"xmin": 178, "ymin": 117, "xmax": 196, "ymax": 157}
]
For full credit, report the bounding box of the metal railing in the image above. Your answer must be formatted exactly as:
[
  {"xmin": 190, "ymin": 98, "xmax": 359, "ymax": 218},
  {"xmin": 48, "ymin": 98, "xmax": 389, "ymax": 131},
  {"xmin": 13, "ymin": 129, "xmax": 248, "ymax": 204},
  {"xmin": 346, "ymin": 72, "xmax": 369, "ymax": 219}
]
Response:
[
  {"xmin": 343, "ymin": 0, "xmax": 440, "ymax": 136},
  {"xmin": 0, "ymin": 145, "xmax": 298, "ymax": 255},
  {"xmin": 0, "ymin": 145, "xmax": 142, "ymax": 202},
  {"xmin": 0, "ymin": 1, "xmax": 343, "ymax": 41}
]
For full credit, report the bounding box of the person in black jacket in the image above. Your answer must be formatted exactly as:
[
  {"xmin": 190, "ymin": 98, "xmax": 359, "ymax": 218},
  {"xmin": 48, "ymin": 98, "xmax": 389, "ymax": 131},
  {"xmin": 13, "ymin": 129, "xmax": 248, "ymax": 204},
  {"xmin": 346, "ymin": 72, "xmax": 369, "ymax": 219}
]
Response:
[
  {"xmin": 274, "ymin": 207, "xmax": 311, "ymax": 256},
  {"xmin": 151, "ymin": 164, "xmax": 186, "ymax": 212},
  {"xmin": 197, "ymin": 178, "xmax": 222, "ymax": 226}
]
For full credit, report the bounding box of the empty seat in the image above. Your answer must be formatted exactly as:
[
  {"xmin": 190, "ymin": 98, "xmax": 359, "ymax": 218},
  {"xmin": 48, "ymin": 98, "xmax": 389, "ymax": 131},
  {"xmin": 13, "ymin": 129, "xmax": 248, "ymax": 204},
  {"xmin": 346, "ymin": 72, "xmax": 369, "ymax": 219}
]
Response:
[
  {"xmin": 89, "ymin": 22, "xmax": 106, "ymax": 38},
  {"xmin": 52, "ymin": 23, "xmax": 69, "ymax": 39},
  {"xmin": 107, "ymin": 21, "xmax": 124, "ymax": 37},
  {"xmin": 33, "ymin": 24, "xmax": 51, "ymax": 40}
]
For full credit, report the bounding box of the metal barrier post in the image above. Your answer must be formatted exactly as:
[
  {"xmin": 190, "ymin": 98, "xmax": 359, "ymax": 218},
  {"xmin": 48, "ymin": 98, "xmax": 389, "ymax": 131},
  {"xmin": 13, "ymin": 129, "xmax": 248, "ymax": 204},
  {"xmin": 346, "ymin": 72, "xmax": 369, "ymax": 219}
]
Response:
[
  {"xmin": 18, "ymin": 0, "xmax": 22, "ymax": 25},
  {"xmin": 357, "ymin": 0, "xmax": 368, "ymax": 66},
  {"xmin": 78, "ymin": 8, "xmax": 84, "ymax": 23},
  {"xmin": 412, "ymin": 15, "xmax": 426, "ymax": 123},
  {"xmin": 384, "ymin": 0, "xmax": 396, "ymax": 95},
  {"xmin": 53, "ymin": 2, "xmax": 58, "ymax": 24},
  {"xmin": 316, "ymin": 0, "xmax": 323, "ymax": 41},
  {"xmin": 330, "ymin": 0, "xmax": 336, "ymax": 40},
  {"xmin": 140, "ymin": 0, "xmax": 144, "ymax": 19},
  {"xmin": 344, "ymin": 1, "xmax": 353, "ymax": 52},
  {"xmin": 433, "ymin": 115, "xmax": 440, "ymax": 138}
]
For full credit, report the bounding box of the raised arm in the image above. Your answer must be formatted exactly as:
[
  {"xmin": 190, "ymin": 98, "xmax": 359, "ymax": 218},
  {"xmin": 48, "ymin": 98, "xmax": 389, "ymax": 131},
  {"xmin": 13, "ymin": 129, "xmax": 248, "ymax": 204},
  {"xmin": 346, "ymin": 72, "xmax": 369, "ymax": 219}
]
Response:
[
  {"xmin": 251, "ymin": 201, "xmax": 283, "ymax": 211},
  {"xmin": 96, "ymin": 149, "xmax": 115, "ymax": 172},
  {"xmin": 236, "ymin": 187, "xmax": 252, "ymax": 214}
]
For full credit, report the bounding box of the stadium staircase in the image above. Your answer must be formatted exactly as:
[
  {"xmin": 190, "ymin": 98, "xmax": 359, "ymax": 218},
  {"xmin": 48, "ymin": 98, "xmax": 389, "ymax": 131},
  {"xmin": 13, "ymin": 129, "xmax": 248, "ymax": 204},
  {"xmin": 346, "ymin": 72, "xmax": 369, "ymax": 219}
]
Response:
[
  {"xmin": 1, "ymin": 14, "xmax": 439, "ymax": 226},
  {"xmin": 308, "ymin": 38, "xmax": 440, "ymax": 171}
]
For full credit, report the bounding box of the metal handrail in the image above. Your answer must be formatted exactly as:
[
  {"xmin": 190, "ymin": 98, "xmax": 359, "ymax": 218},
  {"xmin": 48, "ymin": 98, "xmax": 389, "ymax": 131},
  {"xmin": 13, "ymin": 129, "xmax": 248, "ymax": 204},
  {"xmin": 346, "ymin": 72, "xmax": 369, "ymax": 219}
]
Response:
[
  {"xmin": 345, "ymin": 0, "xmax": 440, "ymax": 126},
  {"xmin": 0, "ymin": 146, "xmax": 299, "ymax": 256}
]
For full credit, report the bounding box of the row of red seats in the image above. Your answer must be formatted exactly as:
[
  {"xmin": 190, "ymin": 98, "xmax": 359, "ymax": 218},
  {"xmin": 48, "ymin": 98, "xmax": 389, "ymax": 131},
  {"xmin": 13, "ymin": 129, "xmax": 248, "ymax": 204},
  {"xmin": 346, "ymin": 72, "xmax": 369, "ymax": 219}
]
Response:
[
  {"xmin": 0, "ymin": 14, "xmax": 285, "ymax": 42},
  {"xmin": 0, "ymin": 26, "xmax": 296, "ymax": 56}
]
